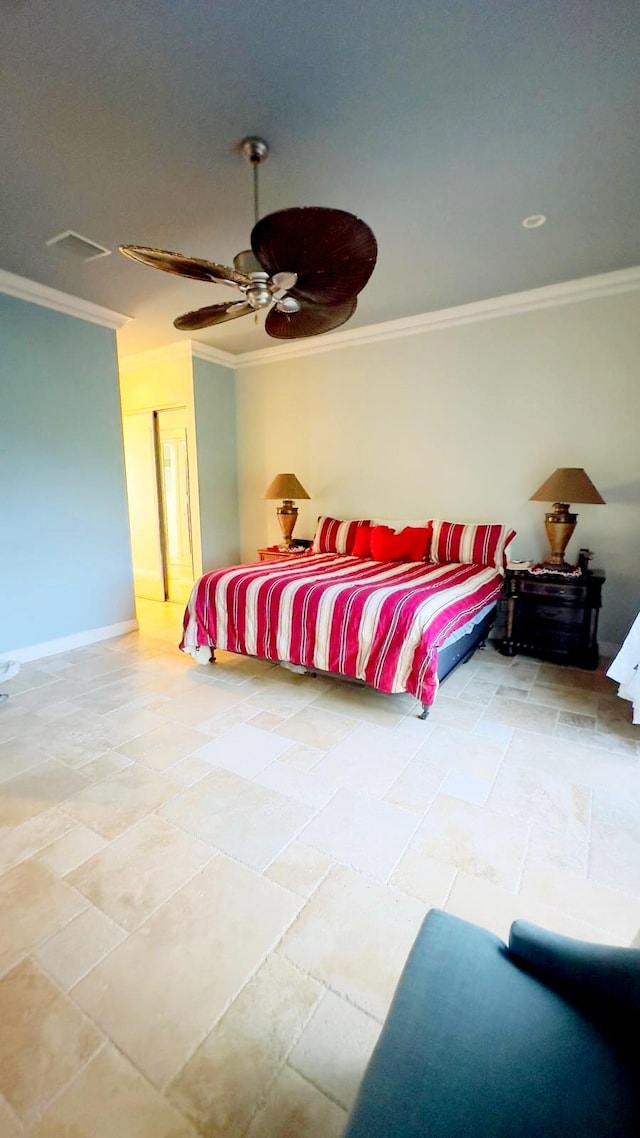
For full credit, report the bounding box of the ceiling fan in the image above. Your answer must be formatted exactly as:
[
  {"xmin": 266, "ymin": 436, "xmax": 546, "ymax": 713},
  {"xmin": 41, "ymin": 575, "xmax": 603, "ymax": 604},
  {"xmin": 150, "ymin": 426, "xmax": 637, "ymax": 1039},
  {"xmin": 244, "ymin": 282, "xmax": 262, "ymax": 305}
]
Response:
[{"xmin": 119, "ymin": 137, "xmax": 377, "ymax": 340}]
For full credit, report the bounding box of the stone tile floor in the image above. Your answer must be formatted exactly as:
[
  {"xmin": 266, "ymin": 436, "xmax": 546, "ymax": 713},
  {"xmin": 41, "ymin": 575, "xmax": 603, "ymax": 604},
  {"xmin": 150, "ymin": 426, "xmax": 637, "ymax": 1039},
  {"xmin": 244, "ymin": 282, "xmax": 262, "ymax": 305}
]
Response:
[{"xmin": 1, "ymin": 597, "xmax": 639, "ymax": 1136}]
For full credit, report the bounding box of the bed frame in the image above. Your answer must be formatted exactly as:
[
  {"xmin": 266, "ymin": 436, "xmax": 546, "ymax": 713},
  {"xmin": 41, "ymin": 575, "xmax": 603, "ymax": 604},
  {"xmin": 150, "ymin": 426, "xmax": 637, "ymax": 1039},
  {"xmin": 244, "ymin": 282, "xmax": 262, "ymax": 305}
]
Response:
[{"xmin": 206, "ymin": 604, "xmax": 497, "ymax": 720}]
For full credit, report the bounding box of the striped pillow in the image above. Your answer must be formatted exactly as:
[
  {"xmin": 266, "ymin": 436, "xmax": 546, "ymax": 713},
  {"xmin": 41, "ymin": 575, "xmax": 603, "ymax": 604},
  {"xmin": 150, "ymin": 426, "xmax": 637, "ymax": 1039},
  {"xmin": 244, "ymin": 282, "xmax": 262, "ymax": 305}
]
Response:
[
  {"xmin": 312, "ymin": 516, "xmax": 369, "ymax": 554},
  {"xmin": 430, "ymin": 520, "xmax": 516, "ymax": 572}
]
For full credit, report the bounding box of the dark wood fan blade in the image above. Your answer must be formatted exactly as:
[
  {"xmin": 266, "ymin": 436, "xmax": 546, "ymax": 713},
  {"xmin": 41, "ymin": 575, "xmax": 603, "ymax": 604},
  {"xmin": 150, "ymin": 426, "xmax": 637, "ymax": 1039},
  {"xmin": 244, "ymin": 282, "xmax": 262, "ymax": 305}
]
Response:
[
  {"xmin": 251, "ymin": 208, "xmax": 377, "ymax": 305},
  {"xmin": 174, "ymin": 300, "xmax": 252, "ymax": 331},
  {"xmin": 265, "ymin": 296, "xmax": 357, "ymax": 340},
  {"xmin": 119, "ymin": 246, "xmax": 251, "ymax": 288}
]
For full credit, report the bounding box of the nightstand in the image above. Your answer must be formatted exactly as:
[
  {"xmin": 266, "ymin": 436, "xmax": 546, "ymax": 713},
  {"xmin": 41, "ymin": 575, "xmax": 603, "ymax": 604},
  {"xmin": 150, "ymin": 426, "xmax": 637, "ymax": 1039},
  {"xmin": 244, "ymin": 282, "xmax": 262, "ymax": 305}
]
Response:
[
  {"xmin": 257, "ymin": 546, "xmax": 309, "ymax": 562},
  {"xmin": 499, "ymin": 568, "xmax": 605, "ymax": 669}
]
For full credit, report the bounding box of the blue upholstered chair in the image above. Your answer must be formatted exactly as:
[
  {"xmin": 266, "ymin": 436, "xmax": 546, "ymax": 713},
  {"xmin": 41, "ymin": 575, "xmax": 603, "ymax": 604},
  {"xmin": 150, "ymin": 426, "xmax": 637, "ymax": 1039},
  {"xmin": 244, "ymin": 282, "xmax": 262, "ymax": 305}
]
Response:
[{"xmin": 343, "ymin": 909, "xmax": 640, "ymax": 1137}]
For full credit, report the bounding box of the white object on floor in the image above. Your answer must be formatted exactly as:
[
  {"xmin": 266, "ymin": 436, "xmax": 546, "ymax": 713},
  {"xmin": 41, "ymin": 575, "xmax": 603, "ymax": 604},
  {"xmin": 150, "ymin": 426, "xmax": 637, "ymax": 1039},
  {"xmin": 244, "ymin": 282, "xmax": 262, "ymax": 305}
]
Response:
[
  {"xmin": 189, "ymin": 644, "xmax": 213, "ymax": 665},
  {"xmin": 0, "ymin": 658, "xmax": 20, "ymax": 702},
  {"xmin": 606, "ymin": 611, "xmax": 640, "ymax": 724}
]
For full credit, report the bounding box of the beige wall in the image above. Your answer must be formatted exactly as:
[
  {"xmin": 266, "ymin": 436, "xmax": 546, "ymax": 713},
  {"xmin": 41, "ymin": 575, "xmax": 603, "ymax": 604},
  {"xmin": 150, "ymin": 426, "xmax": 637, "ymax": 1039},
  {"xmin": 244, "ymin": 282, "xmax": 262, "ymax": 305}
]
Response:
[{"xmin": 235, "ymin": 289, "xmax": 640, "ymax": 644}]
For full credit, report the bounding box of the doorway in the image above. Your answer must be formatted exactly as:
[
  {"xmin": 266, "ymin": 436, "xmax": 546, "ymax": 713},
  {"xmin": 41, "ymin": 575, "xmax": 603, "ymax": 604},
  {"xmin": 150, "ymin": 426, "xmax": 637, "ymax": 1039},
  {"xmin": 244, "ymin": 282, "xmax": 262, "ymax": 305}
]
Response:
[
  {"xmin": 156, "ymin": 408, "xmax": 195, "ymax": 604},
  {"xmin": 122, "ymin": 406, "xmax": 195, "ymax": 605}
]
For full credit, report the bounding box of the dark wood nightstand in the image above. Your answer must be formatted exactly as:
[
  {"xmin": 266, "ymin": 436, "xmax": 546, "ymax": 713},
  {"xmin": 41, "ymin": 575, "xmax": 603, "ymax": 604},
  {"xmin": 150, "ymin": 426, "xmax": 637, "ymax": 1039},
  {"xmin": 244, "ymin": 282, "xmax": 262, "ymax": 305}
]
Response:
[
  {"xmin": 257, "ymin": 546, "xmax": 309, "ymax": 562},
  {"xmin": 499, "ymin": 568, "xmax": 605, "ymax": 669}
]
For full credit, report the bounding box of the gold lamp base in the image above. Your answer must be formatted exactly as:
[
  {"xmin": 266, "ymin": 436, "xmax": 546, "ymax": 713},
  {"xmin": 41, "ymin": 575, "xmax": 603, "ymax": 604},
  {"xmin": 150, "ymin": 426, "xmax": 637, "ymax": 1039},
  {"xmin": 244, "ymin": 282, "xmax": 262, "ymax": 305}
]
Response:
[
  {"xmin": 542, "ymin": 502, "xmax": 577, "ymax": 570},
  {"xmin": 276, "ymin": 499, "xmax": 298, "ymax": 548},
  {"xmin": 264, "ymin": 474, "xmax": 310, "ymax": 549}
]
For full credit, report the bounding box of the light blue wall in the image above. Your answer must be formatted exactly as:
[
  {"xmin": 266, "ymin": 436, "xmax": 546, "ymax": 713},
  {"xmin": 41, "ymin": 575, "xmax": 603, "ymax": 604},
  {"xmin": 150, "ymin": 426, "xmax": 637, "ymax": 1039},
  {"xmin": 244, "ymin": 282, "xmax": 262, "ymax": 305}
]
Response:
[
  {"xmin": 0, "ymin": 294, "xmax": 135, "ymax": 653},
  {"xmin": 192, "ymin": 356, "xmax": 239, "ymax": 570}
]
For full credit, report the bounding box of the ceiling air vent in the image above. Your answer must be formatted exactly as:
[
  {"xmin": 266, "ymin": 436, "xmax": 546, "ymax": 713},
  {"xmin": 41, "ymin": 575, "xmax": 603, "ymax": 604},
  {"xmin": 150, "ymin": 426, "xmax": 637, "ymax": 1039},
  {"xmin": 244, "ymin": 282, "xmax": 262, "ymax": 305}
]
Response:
[{"xmin": 45, "ymin": 230, "xmax": 111, "ymax": 262}]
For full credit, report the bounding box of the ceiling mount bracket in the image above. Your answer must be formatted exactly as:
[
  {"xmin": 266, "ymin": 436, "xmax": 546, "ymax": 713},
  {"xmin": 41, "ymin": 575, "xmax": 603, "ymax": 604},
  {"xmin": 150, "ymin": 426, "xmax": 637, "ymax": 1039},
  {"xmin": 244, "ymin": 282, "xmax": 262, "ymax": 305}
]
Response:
[{"xmin": 240, "ymin": 136, "xmax": 269, "ymax": 166}]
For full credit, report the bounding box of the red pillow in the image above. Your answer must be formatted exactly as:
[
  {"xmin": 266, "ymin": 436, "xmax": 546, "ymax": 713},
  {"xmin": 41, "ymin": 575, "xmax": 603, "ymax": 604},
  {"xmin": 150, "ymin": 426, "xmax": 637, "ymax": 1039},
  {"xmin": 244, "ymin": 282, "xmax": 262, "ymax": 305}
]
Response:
[
  {"xmin": 352, "ymin": 523, "xmax": 373, "ymax": 558},
  {"xmin": 370, "ymin": 525, "xmax": 431, "ymax": 563},
  {"xmin": 405, "ymin": 524, "xmax": 432, "ymax": 562}
]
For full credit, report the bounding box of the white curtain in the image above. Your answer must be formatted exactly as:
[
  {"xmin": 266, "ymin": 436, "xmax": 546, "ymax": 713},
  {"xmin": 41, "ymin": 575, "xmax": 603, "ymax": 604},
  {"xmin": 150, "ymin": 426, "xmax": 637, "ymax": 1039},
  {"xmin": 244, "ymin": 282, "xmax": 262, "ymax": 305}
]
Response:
[{"xmin": 607, "ymin": 612, "xmax": 640, "ymax": 725}]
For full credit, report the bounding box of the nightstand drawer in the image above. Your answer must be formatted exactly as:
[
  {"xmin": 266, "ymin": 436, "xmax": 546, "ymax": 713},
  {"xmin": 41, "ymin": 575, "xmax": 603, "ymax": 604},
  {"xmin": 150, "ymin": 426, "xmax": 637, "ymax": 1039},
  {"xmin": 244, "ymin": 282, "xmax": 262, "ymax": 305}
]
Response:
[
  {"xmin": 511, "ymin": 629, "xmax": 583, "ymax": 659},
  {"xmin": 519, "ymin": 602, "xmax": 585, "ymax": 626},
  {"xmin": 519, "ymin": 580, "xmax": 587, "ymax": 601}
]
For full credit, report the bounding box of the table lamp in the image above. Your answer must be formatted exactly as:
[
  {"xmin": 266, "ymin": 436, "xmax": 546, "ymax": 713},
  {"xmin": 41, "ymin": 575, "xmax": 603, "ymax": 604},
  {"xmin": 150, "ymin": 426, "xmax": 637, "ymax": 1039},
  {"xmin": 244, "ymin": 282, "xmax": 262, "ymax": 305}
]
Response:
[
  {"xmin": 529, "ymin": 468, "xmax": 605, "ymax": 569},
  {"xmin": 264, "ymin": 472, "xmax": 310, "ymax": 549}
]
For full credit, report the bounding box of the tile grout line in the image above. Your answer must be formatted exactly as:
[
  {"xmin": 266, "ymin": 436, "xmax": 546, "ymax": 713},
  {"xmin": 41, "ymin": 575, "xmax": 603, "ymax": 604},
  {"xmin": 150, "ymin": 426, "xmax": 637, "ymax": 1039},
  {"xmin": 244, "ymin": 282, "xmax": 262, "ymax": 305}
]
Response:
[
  {"xmin": 222, "ymin": 977, "xmax": 332, "ymax": 1137},
  {"xmin": 62, "ymin": 831, "xmax": 219, "ymax": 944},
  {"xmin": 4, "ymin": 625, "xmax": 639, "ymax": 1132},
  {"xmin": 278, "ymin": 1062, "xmax": 350, "ymax": 1119},
  {"xmin": 0, "ymin": 892, "xmax": 93, "ymax": 984},
  {"xmin": 0, "ymin": 1090, "xmax": 25, "ymax": 1135},
  {"xmin": 9, "ymin": 1033, "xmax": 109, "ymax": 1133},
  {"xmin": 151, "ymin": 882, "xmax": 312, "ymax": 1102}
]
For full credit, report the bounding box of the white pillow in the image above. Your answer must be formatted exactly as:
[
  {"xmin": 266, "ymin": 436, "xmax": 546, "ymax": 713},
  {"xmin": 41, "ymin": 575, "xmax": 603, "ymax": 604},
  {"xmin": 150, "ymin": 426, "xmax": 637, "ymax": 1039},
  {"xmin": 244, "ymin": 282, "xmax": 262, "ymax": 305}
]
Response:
[{"xmin": 371, "ymin": 518, "xmax": 430, "ymax": 533}]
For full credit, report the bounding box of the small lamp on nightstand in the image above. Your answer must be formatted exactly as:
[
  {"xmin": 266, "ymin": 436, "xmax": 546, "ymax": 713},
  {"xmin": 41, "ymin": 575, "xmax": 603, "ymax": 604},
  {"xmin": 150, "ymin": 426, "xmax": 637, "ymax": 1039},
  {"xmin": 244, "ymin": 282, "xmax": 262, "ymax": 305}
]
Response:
[
  {"xmin": 264, "ymin": 472, "xmax": 310, "ymax": 549},
  {"xmin": 529, "ymin": 467, "xmax": 605, "ymax": 569}
]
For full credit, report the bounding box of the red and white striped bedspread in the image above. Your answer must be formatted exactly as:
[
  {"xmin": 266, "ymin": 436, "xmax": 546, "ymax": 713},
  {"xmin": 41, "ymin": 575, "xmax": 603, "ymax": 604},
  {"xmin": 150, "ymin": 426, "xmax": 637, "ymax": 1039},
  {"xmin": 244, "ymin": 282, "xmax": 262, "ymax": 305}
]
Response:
[{"xmin": 180, "ymin": 554, "xmax": 502, "ymax": 706}]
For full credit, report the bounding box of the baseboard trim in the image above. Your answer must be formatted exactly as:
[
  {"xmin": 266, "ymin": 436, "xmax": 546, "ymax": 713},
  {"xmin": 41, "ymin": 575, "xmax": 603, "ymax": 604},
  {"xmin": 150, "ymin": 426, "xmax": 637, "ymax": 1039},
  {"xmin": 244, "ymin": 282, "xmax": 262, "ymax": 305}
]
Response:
[
  {"xmin": 486, "ymin": 633, "xmax": 620, "ymax": 662},
  {"xmin": 2, "ymin": 619, "xmax": 139, "ymax": 664},
  {"xmin": 600, "ymin": 641, "xmax": 620, "ymax": 660}
]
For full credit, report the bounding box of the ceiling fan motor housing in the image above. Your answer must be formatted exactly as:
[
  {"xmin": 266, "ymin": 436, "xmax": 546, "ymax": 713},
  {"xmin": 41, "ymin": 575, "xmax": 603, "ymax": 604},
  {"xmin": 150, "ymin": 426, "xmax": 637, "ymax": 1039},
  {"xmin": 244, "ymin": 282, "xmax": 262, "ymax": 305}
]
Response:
[
  {"xmin": 245, "ymin": 272, "xmax": 273, "ymax": 310},
  {"xmin": 233, "ymin": 248, "xmax": 264, "ymax": 274}
]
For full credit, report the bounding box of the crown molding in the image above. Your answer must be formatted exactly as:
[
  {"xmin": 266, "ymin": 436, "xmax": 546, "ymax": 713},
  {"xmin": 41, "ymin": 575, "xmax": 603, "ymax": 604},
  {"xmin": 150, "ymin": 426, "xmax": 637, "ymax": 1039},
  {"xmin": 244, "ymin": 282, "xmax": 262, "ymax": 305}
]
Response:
[
  {"xmin": 0, "ymin": 267, "xmax": 130, "ymax": 329},
  {"xmin": 117, "ymin": 340, "xmax": 192, "ymax": 372},
  {"xmin": 118, "ymin": 339, "xmax": 235, "ymax": 372},
  {"xmin": 111, "ymin": 262, "xmax": 640, "ymax": 371},
  {"xmin": 233, "ymin": 264, "xmax": 640, "ymax": 369},
  {"xmin": 190, "ymin": 341, "xmax": 237, "ymax": 368}
]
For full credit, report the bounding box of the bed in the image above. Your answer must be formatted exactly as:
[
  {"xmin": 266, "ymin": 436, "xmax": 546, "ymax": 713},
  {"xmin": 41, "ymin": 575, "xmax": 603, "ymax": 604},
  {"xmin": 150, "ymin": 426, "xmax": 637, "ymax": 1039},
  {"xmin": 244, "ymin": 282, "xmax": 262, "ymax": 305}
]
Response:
[{"xmin": 180, "ymin": 523, "xmax": 509, "ymax": 716}]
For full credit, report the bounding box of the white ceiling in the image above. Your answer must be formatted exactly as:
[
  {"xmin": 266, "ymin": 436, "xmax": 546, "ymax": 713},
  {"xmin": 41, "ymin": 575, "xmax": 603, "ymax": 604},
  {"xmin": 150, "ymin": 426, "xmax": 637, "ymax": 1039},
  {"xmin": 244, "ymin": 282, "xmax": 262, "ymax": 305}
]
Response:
[{"xmin": 1, "ymin": 1, "xmax": 639, "ymax": 356}]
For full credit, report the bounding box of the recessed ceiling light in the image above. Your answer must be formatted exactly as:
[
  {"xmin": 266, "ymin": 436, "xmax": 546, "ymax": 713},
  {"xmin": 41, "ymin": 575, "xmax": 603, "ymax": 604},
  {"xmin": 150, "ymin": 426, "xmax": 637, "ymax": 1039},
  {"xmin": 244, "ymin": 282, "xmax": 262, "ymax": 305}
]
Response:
[{"xmin": 522, "ymin": 214, "xmax": 547, "ymax": 229}]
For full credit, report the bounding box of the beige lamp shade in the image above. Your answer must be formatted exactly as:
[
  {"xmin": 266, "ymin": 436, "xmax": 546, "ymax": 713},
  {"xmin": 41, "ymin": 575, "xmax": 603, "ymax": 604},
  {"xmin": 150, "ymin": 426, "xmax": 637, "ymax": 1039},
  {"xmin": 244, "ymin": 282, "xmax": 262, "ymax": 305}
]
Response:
[
  {"xmin": 529, "ymin": 468, "xmax": 605, "ymax": 506},
  {"xmin": 264, "ymin": 473, "xmax": 310, "ymax": 501}
]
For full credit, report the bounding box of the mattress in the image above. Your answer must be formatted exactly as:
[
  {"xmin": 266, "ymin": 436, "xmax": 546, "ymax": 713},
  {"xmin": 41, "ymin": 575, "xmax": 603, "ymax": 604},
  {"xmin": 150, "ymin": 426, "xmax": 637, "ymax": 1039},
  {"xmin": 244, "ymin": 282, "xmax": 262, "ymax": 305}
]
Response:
[{"xmin": 181, "ymin": 553, "xmax": 503, "ymax": 706}]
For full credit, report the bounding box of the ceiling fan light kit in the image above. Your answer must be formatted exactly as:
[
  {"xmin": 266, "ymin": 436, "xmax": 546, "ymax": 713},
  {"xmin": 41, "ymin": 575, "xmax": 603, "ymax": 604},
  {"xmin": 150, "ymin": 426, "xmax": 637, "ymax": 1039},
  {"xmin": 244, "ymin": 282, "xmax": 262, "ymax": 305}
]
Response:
[{"xmin": 120, "ymin": 136, "xmax": 377, "ymax": 340}]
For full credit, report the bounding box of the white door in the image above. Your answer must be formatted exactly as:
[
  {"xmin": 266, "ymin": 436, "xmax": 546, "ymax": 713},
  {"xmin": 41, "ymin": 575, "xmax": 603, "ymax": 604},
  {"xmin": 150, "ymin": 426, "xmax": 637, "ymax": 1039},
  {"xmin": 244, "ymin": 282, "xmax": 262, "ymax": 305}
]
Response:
[
  {"xmin": 121, "ymin": 412, "xmax": 164, "ymax": 600},
  {"xmin": 156, "ymin": 408, "xmax": 195, "ymax": 604}
]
